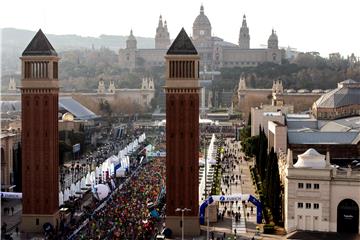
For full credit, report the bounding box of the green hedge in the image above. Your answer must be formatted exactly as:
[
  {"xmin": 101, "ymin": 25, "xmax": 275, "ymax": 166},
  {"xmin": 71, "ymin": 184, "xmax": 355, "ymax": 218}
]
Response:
[{"xmin": 263, "ymin": 223, "xmax": 275, "ymax": 234}]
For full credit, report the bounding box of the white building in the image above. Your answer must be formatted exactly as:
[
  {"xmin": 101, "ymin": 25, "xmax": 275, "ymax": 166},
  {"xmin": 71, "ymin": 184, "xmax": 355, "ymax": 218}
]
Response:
[{"xmin": 284, "ymin": 148, "xmax": 360, "ymax": 234}]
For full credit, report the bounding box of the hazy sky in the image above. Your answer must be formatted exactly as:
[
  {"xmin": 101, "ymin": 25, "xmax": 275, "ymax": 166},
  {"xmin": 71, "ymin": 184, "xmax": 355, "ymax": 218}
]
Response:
[{"xmin": 1, "ymin": 0, "xmax": 359, "ymax": 57}]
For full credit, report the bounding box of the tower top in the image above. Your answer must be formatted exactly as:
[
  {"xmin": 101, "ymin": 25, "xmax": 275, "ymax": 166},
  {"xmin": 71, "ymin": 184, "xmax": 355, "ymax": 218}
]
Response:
[
  {"xmin": 200, "ymin": 4, "xmax": 204, "ymax": 14},
  {"xmin": 158, "ymin": 15, "xmax": 163, "ymax": 27},
  {"xmin": 22, "ymin": 29, "xmax": 57, "ymax": 56},
  {"xmin": 167, "ymin": 28, "xmax": 197, "ymax": 55},
  {"xmin": 242, "ymin": 14, "xmax": 247, "ymax": 27}
]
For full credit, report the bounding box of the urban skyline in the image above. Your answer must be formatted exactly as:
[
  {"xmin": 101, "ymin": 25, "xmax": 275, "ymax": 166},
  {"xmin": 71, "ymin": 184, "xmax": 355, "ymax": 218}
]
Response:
[{"xmin": 1, "ymin": 0, "xmax": 360, "ymax": 57}]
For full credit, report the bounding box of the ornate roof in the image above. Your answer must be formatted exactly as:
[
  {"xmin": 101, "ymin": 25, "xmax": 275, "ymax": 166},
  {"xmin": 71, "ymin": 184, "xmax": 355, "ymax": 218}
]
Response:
[
  {"xmin": 268, "ymin": 29, "xmax": 278, "ymax": 41},
  {"xmin": 22, "ymin": 29, "xmax": 57, "ymax": 56},
  {"xmin": 167, "ymin": 28, "xmax": 197, "ymax": 55},
  {"xmin": 127, "ymin": 29, "xmax": 136, "ymax": 41},
  {"xmin": 193, "ymin": 5, "xmax": 211, "ymax": 28},
  {"xmin": 314, "ymin": 79, "xmax": 360, "ymax": 108},
  {"xmin": 294, "ymin": 148, "xmax": 326, "ymax": 169}
]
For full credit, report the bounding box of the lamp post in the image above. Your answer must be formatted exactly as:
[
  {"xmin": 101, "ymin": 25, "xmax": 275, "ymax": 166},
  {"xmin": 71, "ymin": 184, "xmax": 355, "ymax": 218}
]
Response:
[{"xmin": 175, "ymin": 208, "xmax": 191, "ymax": 240}]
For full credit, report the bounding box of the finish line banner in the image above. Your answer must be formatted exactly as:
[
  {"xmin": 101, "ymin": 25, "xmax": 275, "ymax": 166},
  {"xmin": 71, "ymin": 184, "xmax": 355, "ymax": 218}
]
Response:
[
  {"xmin": 212, "ymin": 194, "xmax": 250, "ymax": 202},
  {"xmin": 1, "ymin": 192, "xmax": 22, "ymax": 199}
]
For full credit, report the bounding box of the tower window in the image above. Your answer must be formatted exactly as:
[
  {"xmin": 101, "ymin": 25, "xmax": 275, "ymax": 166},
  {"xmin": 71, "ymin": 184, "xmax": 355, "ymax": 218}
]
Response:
[{"xmin": 53, "ymin": 62, "xmax": 58, "ymax": 79}]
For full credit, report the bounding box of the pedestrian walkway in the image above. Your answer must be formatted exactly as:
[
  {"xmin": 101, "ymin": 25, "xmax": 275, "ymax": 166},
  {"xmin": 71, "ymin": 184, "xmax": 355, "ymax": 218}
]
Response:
[
  {"xmin": 231, "ymin": 203, "xmax": 246, "ymax": 234},
  {"xmin": 222, "ymin": 138, "xmax": 258, "ymax": 235},
  {"xmin": 1, "ymin": 199, "xmax": 21, "ymax": 237}
]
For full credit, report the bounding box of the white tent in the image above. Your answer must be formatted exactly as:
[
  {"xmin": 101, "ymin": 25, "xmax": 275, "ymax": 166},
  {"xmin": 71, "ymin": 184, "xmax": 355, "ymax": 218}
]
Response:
[
  {"xmin": 90, "ymin": 171, "xmax": 95, "ymax": 184},
  {"xmin": 109, "ymin": 163, "xmax": 115, "ymax": 175},
  {"xmin": 64, "ymin": 188, "xmax": 70, "ymax": 202},
  {"xmin": 95, "ymin": 167, "xmax": 100, "ymax": 178},
  {"xmin": 70, "ymin": 183, "xmax": 76, "ymax": 196},
  {"xmin": 85, "ymin": 173, "xmax": 91, "ymax": 185},
  {"xmin": 116, "ymin": 168, "xmax": 126, "ymax": 177},
  {"xmin": 59, "ymin": 191, "xmax": 64, "ymax": 206},
  {"xmin": 92, "ymin": 184, "xmax": 110, "ymax": 201},
  {"xmin": 76, "ymin": 181, "xmax": 81, "ymax": 192},
  {"xmin": 81, "ymin": 177, "xmax": 86, "ymax": 189}
]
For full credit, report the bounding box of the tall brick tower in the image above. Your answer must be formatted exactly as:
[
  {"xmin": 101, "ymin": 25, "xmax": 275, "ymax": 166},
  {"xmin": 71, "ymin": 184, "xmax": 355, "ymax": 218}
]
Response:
[
  {"xmin": 165, "ymin": 28, "xmax": 200, "ymax": 236},
  {"xmin": 20, "ymin": 29, "xmax": 59, "ymax": 232}
]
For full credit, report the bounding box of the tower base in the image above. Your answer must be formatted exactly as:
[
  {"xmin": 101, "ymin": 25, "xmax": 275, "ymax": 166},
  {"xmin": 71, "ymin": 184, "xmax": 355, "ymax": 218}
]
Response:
[
  {"xmin": 166, "ymin": 215, "xmax": 200, "ymax": 237},
  {"xmin": 21, "ymin": 211, "xmax": 59, "ymax": 233}
]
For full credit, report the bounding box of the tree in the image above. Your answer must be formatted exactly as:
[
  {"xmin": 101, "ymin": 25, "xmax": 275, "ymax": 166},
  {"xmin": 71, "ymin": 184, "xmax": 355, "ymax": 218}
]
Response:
[
  {"xmin": 241, "ymin": 135, "xmax": 259, "ymax": 157},
  {"xmin": 264, "ymin": 147, "xmax": 275, "ymax": 205},
  {"xmin": 257, "ymin": 127, "xmax": 268, "ymax": 180},
  {"xmin": 271, "ymin": 153, "xmax": 281, "ymax": 223}
]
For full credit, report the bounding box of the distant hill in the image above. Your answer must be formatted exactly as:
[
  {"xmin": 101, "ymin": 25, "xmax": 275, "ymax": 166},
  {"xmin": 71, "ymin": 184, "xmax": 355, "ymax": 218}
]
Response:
[{"xmin": 1, "ymin": 28, "xmax": 155, "ymax": 74}]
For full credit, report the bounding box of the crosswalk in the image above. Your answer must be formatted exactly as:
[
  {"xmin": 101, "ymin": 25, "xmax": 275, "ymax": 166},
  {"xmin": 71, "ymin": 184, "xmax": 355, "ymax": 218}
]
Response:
[{"xmin": 231, "ymin": 203, "xmax": 246, "ymax": 234}]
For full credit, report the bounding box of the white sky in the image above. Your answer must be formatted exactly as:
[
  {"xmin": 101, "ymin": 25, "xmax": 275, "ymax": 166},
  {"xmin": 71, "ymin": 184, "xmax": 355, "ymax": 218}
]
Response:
[{"xmin": 1, "ymin": 0, "xmax": 359, "ymax": 57}]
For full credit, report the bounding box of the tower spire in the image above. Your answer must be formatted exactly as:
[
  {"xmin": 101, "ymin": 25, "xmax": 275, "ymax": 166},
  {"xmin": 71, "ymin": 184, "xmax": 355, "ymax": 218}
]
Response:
[
  {"xmin": 200, "ymin": 4, "xmax": 204, "ymax": 14},
  {"xmin": 239, "ymin": 14, "xmax": 250, "ymax": 49},
  {"xmin": 158, "ymin": 15, "xmax": 163, "ymax": 27},
  {"xmin": 242, "ymin": 14, "xmax": 247, "ymax": 27}
]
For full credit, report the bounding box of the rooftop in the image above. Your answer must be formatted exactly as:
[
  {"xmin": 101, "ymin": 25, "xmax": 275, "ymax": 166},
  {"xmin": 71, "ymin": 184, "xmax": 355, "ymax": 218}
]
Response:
[
  {"xmin": 314, "ymin": 79, "xmax": 360, "ymax": 108},
  {"xmin": 167, "ymin": 28, "xmax": 198, "ymax": 55},
  {"xmin": 288, "ymin": 131, "xmax": 359, "ymax": 145},
  {"xmin": 22, "ymin": 29, "xmax": 57, "ymax": 56},
  {"xmin": 59, "ymin": 97, "xmax": 98, "ymax": 120}
]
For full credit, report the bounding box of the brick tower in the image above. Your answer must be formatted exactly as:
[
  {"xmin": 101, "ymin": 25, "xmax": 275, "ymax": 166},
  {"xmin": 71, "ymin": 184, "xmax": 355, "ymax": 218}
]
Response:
[
  {"xmin": 20, "ymin": 29, "xmax": 60, "ymax": 232},
  {"xmin": 165, "ymin": 28, "xmax": 200, "ymax": 236}
]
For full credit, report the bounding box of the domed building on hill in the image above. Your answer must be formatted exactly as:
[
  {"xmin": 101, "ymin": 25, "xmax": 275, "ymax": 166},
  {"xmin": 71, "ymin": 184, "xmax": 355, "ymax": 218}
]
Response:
[{"xmin": 119, "ymin": 5, "xmax": 282, "ymax": 71}]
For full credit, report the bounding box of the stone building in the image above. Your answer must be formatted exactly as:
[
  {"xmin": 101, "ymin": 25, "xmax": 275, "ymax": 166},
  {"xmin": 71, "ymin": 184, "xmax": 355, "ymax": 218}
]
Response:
[
  {"xmin": 284, "ymin": 148, "xmax": 360, "ymax": 234},
  {"xmin": 155, "ymin": 15, "xmax": 171, "ymax": 49},
  {"xmin": 238, "ymin": 75, "xmax": 322, "ymax": 120},
  {"xmin": 118, "ymin": 15, "xmax": 170, "ymax": 70},
  {"xmin": 312, "ymin": 79, "xmax": 360, "ymax": 120},
  {"xmin": 118, "ymin": 5, "xmax": 282, "ymax": 71},
  {"xmin": 1, "ymin": 130, "xmax": 21, "ymax": 192},
  {"xmin": 250, "ymin": 79, "xmax": 294, "ymax": 136},
  {"xmin": 8, "ymin": 78, "xmax": 17, "ymax": 92},
  {"xmin": 96, "ymin": 77, "xmax": 155, "ymax": 108}
]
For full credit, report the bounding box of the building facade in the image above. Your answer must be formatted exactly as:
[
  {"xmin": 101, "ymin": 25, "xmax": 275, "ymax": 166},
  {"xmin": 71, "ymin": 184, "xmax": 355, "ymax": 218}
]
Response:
[
  {"xmin": 238, "ymin": 75, "xmax": 322, "ymax": 120},
  {"xmin": 285, "ymin": 148, "xmax": 360, "ymax": 234},
  {"xmin": 1, "ymin": 130, "xmax": 21, "ymax": 192},
  {"xmin": 96, "ymin": 77, "xmax": 155, "ymax": 108},
  {"xmin": 20, "ymin": 29, "xmax": 59, "ymax": 232},
  {"xmin": 118, "ymin": 5, "xmax": 282, "ymax": 71},
  {"xmin": 165, "ymin": 28, "xmax": 200, "ymax": 236},
  {"xmin": 250, "ymin": 79, "xmax": 294, "ymax": 136}
]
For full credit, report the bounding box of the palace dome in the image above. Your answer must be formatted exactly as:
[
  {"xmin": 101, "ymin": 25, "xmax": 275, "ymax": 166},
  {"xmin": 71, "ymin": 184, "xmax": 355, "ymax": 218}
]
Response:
[
  {"xmin": 268, "ymin": 29, "xmax": 278, "ymax": 41},
  {"xmin": 193, "ymin": 5, "xmax": 211, "ymax": 29}
]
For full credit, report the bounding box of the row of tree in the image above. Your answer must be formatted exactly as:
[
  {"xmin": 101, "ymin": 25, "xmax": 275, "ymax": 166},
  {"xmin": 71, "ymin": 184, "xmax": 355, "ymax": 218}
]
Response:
[{"xmin": 240, "ymin": 118, "xmax": 281, "ymax": 224}]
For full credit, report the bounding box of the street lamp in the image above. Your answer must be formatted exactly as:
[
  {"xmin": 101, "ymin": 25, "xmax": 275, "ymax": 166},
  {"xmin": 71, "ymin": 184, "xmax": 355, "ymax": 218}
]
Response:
[{"xmin": 175, "ymin": 208, "xmax": 191, "ymax": 240}]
